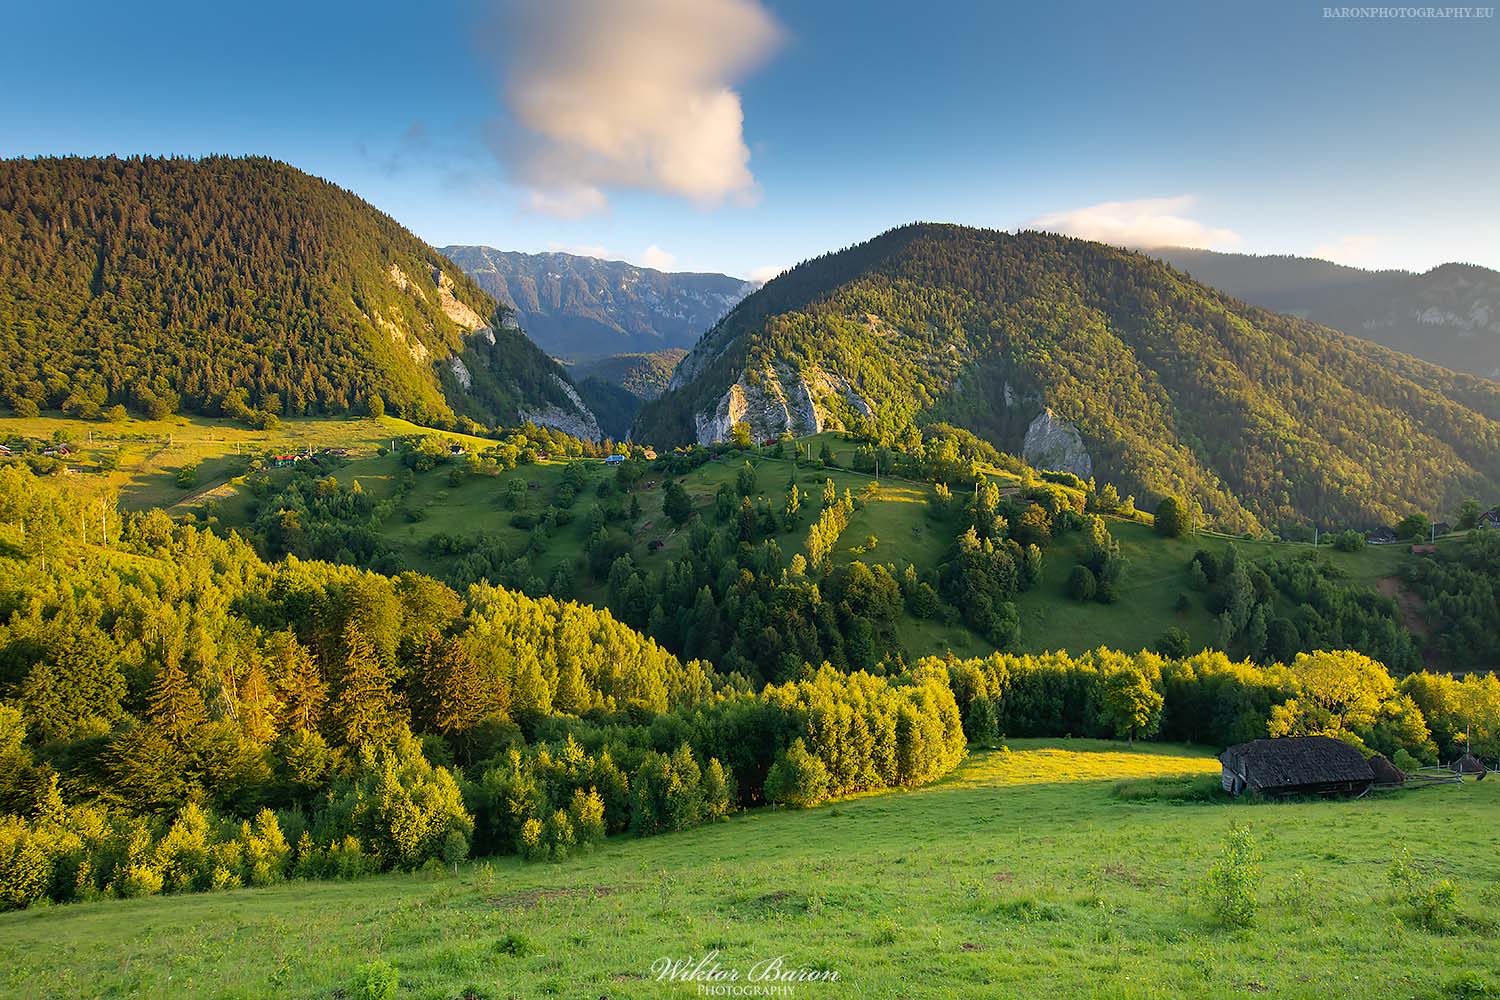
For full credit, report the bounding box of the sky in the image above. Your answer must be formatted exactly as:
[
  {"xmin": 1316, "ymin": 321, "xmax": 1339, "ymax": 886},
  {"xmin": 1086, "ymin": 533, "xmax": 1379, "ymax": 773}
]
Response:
[{"xmin": 3, "ymin": 0, "xmax": 1498, "ymax": 279}]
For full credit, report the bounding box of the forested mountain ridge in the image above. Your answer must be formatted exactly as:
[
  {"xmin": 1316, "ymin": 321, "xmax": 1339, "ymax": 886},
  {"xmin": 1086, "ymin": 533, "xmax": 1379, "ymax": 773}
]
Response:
[
  {"xmin": 1153, "ymin": 248, "xmax": 1500, "ymax": 381},
  {"xmin": 440, "ymin": 246, "xmax": 754, "ymax": 360},
  {"xmin": 566, "ymin": 350, "xmax": 689, "ymax": 439},
  {"xmin": 635, "ymin": 224, "xmax": 1500, "ymax": 533},
  {"xmin": 0, "ymin": 156, "xmax": 598, "ymax": 436}
]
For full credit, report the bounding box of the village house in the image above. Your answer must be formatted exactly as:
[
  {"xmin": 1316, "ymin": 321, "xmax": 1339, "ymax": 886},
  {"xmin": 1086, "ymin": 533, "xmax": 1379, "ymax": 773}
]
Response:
[
  {"xmin": 1479, "ymin": 508, "xmax": 1500, "ymax": 530},
  {"xmin": 1219, "ymin": 736, "xmax": 1375, "ymax": 798}
]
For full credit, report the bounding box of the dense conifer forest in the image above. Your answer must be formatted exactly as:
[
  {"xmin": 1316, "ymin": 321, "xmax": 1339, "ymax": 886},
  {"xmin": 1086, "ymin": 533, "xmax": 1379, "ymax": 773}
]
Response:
[{"xmin": 0, "ymin": 156, "xmax": 580, "ymax": 429}]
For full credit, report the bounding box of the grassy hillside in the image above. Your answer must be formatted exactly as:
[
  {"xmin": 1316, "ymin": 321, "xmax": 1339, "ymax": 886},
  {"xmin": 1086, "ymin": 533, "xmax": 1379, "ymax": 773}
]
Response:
[
  {"xmin": 0, "ymin": 412, "xmax": 496, "ymax": 512},
  {"xmin": 3, "ymin": 740, "xmax": 1496, "ymax": 999},
  {"xmin": 4, "ymin": 410, "xmax": 1440, "ymax": 668},
  {"xmin": 164, "ymin": 421, "xmax": 1445, "ymax": 666},
  {"xmin": 0, "ymin": 156, "xmax": 588, "ymax": 430},
  {"xmin": 637, "ymin": 224, "xmax": 1500, "ymax": 533}
]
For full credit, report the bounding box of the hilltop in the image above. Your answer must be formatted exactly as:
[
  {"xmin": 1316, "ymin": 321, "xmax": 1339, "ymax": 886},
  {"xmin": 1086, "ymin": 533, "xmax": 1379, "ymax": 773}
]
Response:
[
  {"xmin": 636, "ymin": 224, "xmax": 1500, "ymax": 533},
  {"xmin": 0, "ymin": 156, "xmax": 598, "ymax": 436},
  {"xmin": 1153, "ymin": 248, "xmax": 1500, "ymax": 381},
  {"xmin": 440, "ymin": 245, "xmax": 753, "ymax": 360}
]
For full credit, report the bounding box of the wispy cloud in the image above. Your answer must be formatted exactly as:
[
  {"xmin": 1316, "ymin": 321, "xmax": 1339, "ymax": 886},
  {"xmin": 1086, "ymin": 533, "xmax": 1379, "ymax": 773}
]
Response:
[
  {"xmin": 485, "ymin": 0, "xmax": 783, "ymax": 217},
  {"xmin": 1311, "ymin": 234, "xmax": 1383, "ymax": 267},
  {"xmin": 747, "ymin": 263, "xmax": 784, "ymax": 284},
  {"xmin": 641, "ymin": 244, "xmax": 677, "ymax": 270},
  {"xmin": 1026, "ymin": 196, "xmax": 1241, "ymax": 250}
]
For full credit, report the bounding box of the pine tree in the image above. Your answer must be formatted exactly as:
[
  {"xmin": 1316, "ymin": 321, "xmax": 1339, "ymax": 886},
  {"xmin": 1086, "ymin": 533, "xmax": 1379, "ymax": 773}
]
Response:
[
  {"xmin": 147, "ymin": 658, "xmax": 207, "ymax": 742},
  {"xmin": 333, "ymin": 625, "xmax": 399, "ymax": 747}
]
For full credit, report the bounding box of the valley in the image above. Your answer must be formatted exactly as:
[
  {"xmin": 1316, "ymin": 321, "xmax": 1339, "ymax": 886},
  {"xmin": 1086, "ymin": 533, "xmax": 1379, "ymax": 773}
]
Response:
[{"xmin": 3, "ymin": 148, "xmax": 1500, "ymax": 1000}]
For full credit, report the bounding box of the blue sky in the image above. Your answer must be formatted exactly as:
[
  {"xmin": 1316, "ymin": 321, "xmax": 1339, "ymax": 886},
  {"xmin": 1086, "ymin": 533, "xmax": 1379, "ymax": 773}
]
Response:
[{"xmin": 3, "ymin": 0, "xmax": 1497, "ymax": 278}]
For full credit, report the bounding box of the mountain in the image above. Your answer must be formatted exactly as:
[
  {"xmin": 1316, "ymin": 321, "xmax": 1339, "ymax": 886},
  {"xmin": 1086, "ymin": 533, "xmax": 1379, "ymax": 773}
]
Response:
[
  {"xmin": 635, "ymin": 223, "xmax": 1500, "ymax": 532},
  {"xmin": 570, "ymin": 349, "xmax": 687, "ymax": 399},
  {"xmin": 439, "ymin": 245, "xmax": 754, "ymax": 360},
  {"xmin": 1152, "ymin": 248, "xmax": 1500, "ymax": 380},
  {"xmin": 565, "ymin": 350, "xmax": 687, "ymax": 439},
  {"xmin": 0, "ymin": 156, "xmax": 598, "ymax": 437}
]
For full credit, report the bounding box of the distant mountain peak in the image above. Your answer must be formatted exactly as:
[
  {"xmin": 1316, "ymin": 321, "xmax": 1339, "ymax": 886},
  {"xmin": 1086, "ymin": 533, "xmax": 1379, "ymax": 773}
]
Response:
[
  {"xmin": 1151, "ymin": 247, "xmax": 1500, "ymax": 380},
  {"xmin": 439, "ymin": 245, "xmax": 755, "ymax": 362}
]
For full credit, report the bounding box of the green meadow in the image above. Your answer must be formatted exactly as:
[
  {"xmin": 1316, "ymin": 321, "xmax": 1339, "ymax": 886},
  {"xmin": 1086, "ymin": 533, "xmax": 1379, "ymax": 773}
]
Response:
[{"xmin": 2, "ymin": 740, "xmax": 1495, "ymax": 1000}]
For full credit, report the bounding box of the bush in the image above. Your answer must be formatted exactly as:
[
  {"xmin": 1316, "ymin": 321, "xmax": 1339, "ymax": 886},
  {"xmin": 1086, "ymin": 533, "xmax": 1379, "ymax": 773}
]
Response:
[
  {"xmin": 1203, "ymin": 824, "xmax": 1259, "ymax": 928},
  {"xmin": 1067, "ymin": 564, "xmax": 1097, "ymax": 601},
  {"xmin": 496, "ymin": 932, "xmax": 531, "ymax": 957},
  {"xmin": 1157, "ymin": 626, "xmax": 1191, "ymax": 659},
  {"xmin": 1333, "ymin": 529, "xmax": 1365, "ymax": 552},
  {"xmin": 1389, "ymin": 848, "xmax": 1462, "ymax": 932},
  {"xmin": 353, "ymin": 961, "xmax": 399, "ymax": 1000},
  {"xmin": 1156, "ymin": 496, "xmax": 1191, "ymax": 537}
]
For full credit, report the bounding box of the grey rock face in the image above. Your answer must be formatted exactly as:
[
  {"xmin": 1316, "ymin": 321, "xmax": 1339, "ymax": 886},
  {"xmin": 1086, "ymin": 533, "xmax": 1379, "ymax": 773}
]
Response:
[{"xmin": 1022, "ymin": 408, "xmax": 1093, "ymax": 478}]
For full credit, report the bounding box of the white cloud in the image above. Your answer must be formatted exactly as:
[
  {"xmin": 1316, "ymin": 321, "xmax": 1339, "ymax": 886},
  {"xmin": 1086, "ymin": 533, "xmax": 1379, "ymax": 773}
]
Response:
[
  {"xmin": 487, "ymin": 0, "xmax": 782, "ymax": 216},
  {"xmin": 1311, "ymin": 234, "xmax": 1383, "ymax": 267},
  {"xmin": 1026, "ymin": 196, "xmax": 1241, "ymax": 250},
  {"xmin": 525, "ymin": 186, "xmax": 608, "ymax": 220},
  {"xmin": 544, "ymin": 241, "xmax": 613, "ymax": 260},
  {"xmin": 747, "ymin": 264, "xmax": 784, "ymax": 285},
  {"xmin": 641, "ymin": 244, "xmax": 677, "ymax": 270}
]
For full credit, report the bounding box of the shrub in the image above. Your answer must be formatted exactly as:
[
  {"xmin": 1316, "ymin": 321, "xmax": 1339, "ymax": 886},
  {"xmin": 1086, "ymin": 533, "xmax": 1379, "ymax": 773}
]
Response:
[
  {"xmin": 353, "ymin": 961, "xmax": 399, "ymax": 1000},
  {"xmin": 496, "ymin": 932, "xmax": 531, "ymax": 957},
  {"xmin": 1203, "ymin": 824, "xmax": 1259, "ymax": 928},
  {"xmin": 1067, "ymin": 564, "xmax": 1097, "ymax": 601},
  {"xmin": 1333, "ymin": 529, "xmax": 1365, "ymax": 552},
  {"xmin": 1389, "ymin": 848, "xmax": 1461, "ymax": 932},
  {"xmin": 1156, "ymin": 496, "xmax": 1191, "ymax": 537},
  {"xmin": 1158, "ymin": 626, "xmax": 1191, "ymax": 659}
]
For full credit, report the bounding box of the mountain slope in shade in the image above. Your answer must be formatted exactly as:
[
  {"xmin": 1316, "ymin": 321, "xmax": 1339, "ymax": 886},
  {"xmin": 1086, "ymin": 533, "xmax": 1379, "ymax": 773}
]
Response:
[
  {"xmin": 0, "ymin": 156, "xmax": 598, "ymax": 436},
  {"xmin": 636, "ymin": 223, "xmax": 1500, "ymax": 532},
  {"xmin": 563, "ymin": 351, "xmax": 687, "ymax": 440},
  {"xmin": 1153, "ymin": 248, "xmax": 1500, "ymax": 380},
  {"xmin": 440, "ymin": 246, "xmax": 754, "ymax": 360}
]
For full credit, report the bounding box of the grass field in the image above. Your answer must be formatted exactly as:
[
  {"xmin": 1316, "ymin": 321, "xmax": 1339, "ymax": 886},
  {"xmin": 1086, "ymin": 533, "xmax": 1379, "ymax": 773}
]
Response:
[
  {"xmin": 0, "ymin": 413, "xmax": 496, "ymax": 512},
  {"xmin": 3, "ymin": 740, "xmax": 1496, "ymax": 999}
]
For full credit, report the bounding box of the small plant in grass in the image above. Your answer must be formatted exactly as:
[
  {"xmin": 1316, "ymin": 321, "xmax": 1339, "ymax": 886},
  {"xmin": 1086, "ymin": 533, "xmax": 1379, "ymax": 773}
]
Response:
[
  {"xmin": 1202, "ymin": 824, "xmax": 1260, "ymax": 928},
  {"xmin": 496, "ymin": 932, "xmax": 531, "ymax": 957},
  {"xmin": 1389, "ymin": 848, "xmax": 1462, "ymax": 932},
  {"xmin": 352, "ymin": 961, "xmax": 399, "ymax": 1000},
  {"xmin": 1439, "ymin": 972, "xmax": 1497, "ymax": 1000},
  {"xmin": 1272, "ymin": 869, "xmax": 1314, "ymax": 911}
]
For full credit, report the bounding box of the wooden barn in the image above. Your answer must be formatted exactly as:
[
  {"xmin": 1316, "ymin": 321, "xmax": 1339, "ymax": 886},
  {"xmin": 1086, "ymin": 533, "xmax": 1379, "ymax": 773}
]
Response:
[{"xmin": 1219, "ymin": 736, "xmax": 1375, "ymax": 798}]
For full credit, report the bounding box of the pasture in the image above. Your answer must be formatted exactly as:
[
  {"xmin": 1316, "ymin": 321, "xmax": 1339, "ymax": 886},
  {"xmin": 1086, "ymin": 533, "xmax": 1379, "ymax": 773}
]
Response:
[{"xmin": 2, "ymin": 740, "xmax": 1495, "ymax": 999}]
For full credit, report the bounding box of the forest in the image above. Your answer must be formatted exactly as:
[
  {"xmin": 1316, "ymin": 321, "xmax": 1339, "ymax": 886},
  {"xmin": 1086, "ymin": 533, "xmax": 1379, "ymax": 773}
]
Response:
[
  {"xmin": 0, "ymin": 156, "xmax": 582, "ymax": 430},
  {"xmin": 2, "ymin": 464, "xmax": 1494, "ymax": 912}
]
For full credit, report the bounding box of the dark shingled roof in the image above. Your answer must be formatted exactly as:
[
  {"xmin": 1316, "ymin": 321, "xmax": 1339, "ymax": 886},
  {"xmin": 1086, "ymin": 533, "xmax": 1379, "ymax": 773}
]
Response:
[
  {"xmin": 1220, "ymin": 736, "xmax": 1375, "ymax": 795},
  {"xmin": 1453, "ymin": 753, "xmax": 1486, "ymax": 775},
  {"xmin": 1367, "ymin": 753, "xmax": 1405, "ymax": 785}
]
